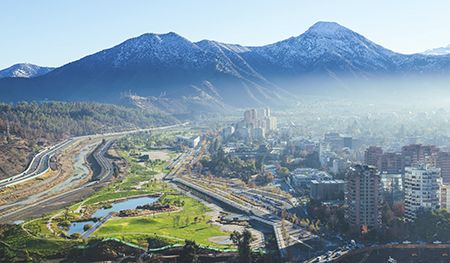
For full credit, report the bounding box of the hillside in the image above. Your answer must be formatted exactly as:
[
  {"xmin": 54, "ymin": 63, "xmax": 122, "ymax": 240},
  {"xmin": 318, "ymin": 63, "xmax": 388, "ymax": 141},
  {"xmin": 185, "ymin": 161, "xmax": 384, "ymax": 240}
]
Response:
[{"xmin": 0, "ymin": 101, "xmax": 177, "ymax": 179}]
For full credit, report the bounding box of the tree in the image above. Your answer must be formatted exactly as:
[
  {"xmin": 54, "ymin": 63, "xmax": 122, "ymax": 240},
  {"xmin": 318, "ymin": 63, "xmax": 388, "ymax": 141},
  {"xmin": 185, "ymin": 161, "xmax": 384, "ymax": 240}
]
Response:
[
  {"xmin": 70, "ymin": 232, "xmax": 82, "ymax": 239},
  {"xmin": 392, "ymin": 202, "xmax": 405, "ymax": 218},
  {"xmin": 278, "ymin": 167, "xmax": 290, "ymax": 179},
  {"xmin": 179, "ymin": 240, "xmax": 199, "ymax": 263},
  {"xmin": 0, "ymin": 245, "xmax": 16, "ymax": 263},
  {"xmin": 382, "ymin": 203, "xmax": 395, "ymax": 226},
  {"xmin": 230, "ymin": 229, "xmax": 254, "ymax": 263},
  {"xmin": 83, "ymin": 224, "xmax": 92, "ymax": 231},
  {"xmin": 256, "ymin": 155, "xmax": 265, "ymax": 172}
]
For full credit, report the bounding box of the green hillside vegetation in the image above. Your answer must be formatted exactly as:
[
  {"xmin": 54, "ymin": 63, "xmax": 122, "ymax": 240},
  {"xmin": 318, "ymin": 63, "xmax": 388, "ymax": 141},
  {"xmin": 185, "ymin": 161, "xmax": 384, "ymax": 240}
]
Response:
[
  {"xmin": 0, "ymin": 101, "xmax": 177, "ymax": 141},
  {"xmin": 0, "ymin": 101, "xmax": 177, "ymax": 178}
]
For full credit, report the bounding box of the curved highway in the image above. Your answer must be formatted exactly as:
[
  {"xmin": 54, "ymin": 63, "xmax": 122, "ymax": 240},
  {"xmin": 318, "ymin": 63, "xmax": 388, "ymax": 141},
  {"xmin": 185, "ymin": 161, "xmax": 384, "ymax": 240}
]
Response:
[
  {"xmin": 0, "ymin": 139, "xmax": 73, "ymax": 188},
  {"xmin": 0, "ymin": 123, "xmax": 188, "ymax": 189}
]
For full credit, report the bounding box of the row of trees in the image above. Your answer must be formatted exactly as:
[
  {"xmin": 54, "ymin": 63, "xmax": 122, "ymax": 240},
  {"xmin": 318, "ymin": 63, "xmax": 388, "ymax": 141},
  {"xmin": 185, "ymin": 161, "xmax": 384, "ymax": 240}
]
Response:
[{"xmin": 308, "ymin": 199, "xmax": 450, "ymax": 243}]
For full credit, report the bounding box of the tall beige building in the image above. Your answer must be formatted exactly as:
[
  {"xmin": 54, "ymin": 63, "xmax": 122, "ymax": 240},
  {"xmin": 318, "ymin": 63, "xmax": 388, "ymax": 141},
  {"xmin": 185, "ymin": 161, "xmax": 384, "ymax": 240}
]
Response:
[{"xmin": 345, "ymin": 164, "xmax": 382, "ymax": 229}]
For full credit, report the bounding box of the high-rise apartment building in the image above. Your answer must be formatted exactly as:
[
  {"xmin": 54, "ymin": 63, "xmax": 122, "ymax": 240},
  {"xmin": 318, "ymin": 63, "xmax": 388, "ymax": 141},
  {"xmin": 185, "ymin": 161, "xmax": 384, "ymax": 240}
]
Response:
[
  {"xmin": 364, "ymin": 146, "xmax": 383, "ymax": 170},
  {"xmin": 404, "ymin": 164, "xmax": 441, "ymax": 221},
  {"xmin": 345, "ymin": 164, "xmax": 382, "ymax": 229},
  {"xmin": 401, "ymin": 144, "xmax": 439, "ymax": 168},
  {"xmin": 437, "ymin": 151, "xmax": 450, "ymax": 185},
  {"xmin": 381, "ymin": 152, "xmax": 403, "ymax": 174},
  {"xmin": 441, "ymin": 184, "xmax": 450, "ymax": 211}
]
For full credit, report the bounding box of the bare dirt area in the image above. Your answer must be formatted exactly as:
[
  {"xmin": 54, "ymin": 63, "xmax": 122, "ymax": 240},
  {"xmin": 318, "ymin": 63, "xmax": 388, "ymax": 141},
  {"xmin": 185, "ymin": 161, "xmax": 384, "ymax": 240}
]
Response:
[
  {"xmin": 204, "ymin": 201, "xmax": 265, "ymax": 248},
  {"xmin": 0, "ymin": 137, "xmax": 34, "ymax": 179},
  {"xmin": 140, "ymin": 150, "xmax": 172, "ymax": 161}
]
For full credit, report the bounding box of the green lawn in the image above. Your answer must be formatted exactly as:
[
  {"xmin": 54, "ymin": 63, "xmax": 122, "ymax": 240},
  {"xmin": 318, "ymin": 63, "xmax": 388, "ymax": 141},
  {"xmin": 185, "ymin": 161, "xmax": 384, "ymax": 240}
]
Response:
[{"xmin": 93, "ymin": 194, "xmax": 231, "ymax": 248}]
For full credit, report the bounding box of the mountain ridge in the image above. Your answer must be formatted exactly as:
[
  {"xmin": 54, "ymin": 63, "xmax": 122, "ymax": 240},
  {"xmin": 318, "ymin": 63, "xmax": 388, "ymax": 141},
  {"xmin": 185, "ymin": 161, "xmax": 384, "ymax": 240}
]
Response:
[
  {"xmin": 2, "ymin": 21, "xmax": 450, "ymax": 111},
  {"xmin": 0, "ymin": 63, "xmax": 54, "ymax": 79}
]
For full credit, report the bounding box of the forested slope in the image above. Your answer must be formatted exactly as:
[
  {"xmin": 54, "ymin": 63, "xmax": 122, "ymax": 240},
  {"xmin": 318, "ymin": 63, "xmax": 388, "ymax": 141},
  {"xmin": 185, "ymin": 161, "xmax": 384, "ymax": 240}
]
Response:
[{"xmin": 0, "ymin": 101, "xmax": 177, "ymax": 178}]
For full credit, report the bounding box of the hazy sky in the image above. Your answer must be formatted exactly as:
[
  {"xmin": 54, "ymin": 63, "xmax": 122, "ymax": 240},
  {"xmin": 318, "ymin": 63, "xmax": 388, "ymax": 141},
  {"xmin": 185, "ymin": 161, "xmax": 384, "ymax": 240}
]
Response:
[{"xmin": 2, "ymin": 0, "xmax": 450, "ymax": 68}]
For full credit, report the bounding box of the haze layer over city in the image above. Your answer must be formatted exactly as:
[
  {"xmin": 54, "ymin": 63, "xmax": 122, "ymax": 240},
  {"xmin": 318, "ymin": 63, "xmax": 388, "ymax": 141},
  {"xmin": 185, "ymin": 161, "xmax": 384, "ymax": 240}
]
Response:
[{"xmin": 1, "ymin": 1, "xmax": 450, "ymax": 263}]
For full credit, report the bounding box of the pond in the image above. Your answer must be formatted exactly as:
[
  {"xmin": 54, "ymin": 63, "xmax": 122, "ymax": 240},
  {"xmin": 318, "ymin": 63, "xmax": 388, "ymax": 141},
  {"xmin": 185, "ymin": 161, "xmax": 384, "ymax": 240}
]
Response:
[
  {"xmin": 67, "ymin": 220, "xmax": 96, "ymax": 235},
  {"xmin": 92, "ymin": 196, "xmax": 159, "ymax": 218}
]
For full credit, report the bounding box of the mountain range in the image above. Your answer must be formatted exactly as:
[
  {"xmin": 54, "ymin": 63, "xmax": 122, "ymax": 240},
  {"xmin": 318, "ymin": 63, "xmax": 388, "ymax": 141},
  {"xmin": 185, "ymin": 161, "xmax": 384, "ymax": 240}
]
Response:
[{"xmin": 2, "ymin": 21, "xmax": 450, "ymax": 113}]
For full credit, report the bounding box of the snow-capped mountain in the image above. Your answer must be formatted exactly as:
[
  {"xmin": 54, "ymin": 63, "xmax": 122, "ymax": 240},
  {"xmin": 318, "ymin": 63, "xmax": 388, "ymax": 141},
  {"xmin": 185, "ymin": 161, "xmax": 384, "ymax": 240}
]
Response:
[
  {"xmin": 248, "ymin": 22, "xmax": 398, "ymax": 75},
  {"xmin": 422, "ymin": 44, "xmax": 450, "ymax": 56},
  {"xmin": 2, "ymin": 21, "xmax": 450, "ymax": 110},
  {"xmin": 0, "ymin": 63, "xmax": 54, "ymax": 78}
]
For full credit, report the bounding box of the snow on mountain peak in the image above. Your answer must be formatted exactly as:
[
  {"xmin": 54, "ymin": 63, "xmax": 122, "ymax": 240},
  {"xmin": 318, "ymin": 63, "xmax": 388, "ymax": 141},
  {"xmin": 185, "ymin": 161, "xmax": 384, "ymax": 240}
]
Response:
[
  {"xmin": 422, "ymin": 44, "xmax": 450, "ymax": 56},
  {"xmin": 0, "ymin": 63, "xmax": 54, "ymax": 78},
  {"xmin": 306, "ymin": 21, "xmax": 351, "ymax": 36}
]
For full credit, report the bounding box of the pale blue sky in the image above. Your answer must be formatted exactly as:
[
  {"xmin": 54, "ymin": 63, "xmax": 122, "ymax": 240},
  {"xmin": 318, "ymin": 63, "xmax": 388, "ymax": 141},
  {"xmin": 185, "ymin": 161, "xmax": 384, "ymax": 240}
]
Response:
[{"xmin": 1, "ymin": 0, "xmax": 450, "ymax": 68}]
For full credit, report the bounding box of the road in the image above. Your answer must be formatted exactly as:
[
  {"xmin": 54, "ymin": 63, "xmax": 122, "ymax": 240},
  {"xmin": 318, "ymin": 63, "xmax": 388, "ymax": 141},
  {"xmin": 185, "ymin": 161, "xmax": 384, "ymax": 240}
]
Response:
[
  {"xmin": 90, "ymin": 140, "xmax": 115, "ymax": 182},
  {"xmin": 0, "ymin": 123, "xmax": 188, "ymax": 189},
  {"xmin": 81, "ymin": 213, "xmax": 113, "ymax": 239},
  {"xmin": 0, "ymin": 139, "xmax": 73, "ymax": 188}
]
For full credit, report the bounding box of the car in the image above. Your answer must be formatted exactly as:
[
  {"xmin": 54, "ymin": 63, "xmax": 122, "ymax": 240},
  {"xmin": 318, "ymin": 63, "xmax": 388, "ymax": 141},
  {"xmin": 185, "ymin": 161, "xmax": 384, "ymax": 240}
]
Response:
[{"xmin": 433, "ymin": 241, "xmax": 442, "ymax": 244}]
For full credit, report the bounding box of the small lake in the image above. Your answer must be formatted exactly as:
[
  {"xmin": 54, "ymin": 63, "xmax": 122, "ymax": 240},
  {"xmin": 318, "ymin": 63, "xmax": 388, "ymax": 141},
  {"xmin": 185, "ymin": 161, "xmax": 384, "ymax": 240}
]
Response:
[
  {"xmin": 92, "ymin": 196, "xmax": 159, "ymax": 218},
  {"xmin": 67, "ymin": 220, "xmax": 96, "ymax": 235}
]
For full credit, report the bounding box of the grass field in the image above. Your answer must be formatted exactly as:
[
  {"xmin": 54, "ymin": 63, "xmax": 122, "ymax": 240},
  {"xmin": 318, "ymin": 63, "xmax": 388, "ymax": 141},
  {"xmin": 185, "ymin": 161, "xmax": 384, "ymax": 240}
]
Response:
[{"xmin": 93, "ymin": 194, "xmax": 232, "ymax": 248}]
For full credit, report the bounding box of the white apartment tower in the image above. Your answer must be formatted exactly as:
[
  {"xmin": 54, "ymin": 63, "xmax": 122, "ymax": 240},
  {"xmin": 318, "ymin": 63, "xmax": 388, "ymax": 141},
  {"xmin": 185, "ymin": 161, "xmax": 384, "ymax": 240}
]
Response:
[{"xmin": 404, "ymin": 164, "xmax": 441, "ymax": 221}]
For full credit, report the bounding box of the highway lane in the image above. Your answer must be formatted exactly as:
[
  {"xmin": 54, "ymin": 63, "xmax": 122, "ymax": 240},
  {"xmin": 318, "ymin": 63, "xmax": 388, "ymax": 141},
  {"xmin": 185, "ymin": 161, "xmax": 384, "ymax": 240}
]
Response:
[
  {"xmin": 90, "ymin": 140, "xmax": 114, "ymax": 181},
  {"xmin": 0, "ymin": 139, "xmax": 74, "ymax": 188},
  {"xmin": 0, "ymin": 123, "xmax": 188, "ymax": 189}
]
